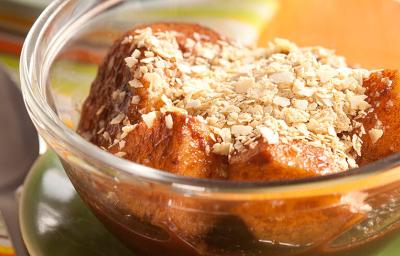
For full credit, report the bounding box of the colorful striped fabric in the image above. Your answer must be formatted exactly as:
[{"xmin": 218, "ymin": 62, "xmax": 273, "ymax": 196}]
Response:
[
  {"xmin": 0, "ymin": 0, "xmax": 43, "ymax": 81},
  {"xmin": 0, "ymin": 213, "xmax": 14, "ymax": 256},
  {"xmin": 0, "ymin": 0, "xmax": 278, "ymax": 76}
]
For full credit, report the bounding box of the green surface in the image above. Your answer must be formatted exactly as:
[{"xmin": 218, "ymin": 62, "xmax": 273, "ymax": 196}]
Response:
[
  {"xmin": 19, "ymin": 150, "xmax": 400, "ymax": 256},
  {"xmin": 19, "ymin": 150, "xmax": 135, "ymax": 256}
]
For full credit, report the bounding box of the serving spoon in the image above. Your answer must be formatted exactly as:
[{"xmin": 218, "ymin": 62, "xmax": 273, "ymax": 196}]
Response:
[{"xmin": 0, "ymin": 66, "xmax": 38, "ymax": 256}]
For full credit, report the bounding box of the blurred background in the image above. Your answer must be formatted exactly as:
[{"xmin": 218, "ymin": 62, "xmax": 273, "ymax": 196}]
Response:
[
  {"xmin": 3, "ymin": 0, "xmax": 400, "ymax": 82},
  {"xmin": 0, "ymin": 0, "xmax": 51, "ymax": 81}
]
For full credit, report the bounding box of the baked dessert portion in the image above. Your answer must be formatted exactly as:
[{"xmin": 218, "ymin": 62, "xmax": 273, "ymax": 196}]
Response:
[
  {"xmin": 77, "ymin": 23, "xmax": 399, "ymax": 252},
  {"xmin": 78, "ymin": 23, "xmax": 385, "ymax": 181},
  {"xmin": 78, "ymin": 23, "xmax": 228, "ymax": 179},
  {"xmin": 357, "ymin": 70, "xmax": 400, "ymax": 165}
]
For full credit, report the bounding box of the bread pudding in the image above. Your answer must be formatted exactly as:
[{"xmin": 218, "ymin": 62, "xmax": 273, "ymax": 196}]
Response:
[{"xmin": 76, "ymin": 23, "xmax": 400, "ymax": 254}]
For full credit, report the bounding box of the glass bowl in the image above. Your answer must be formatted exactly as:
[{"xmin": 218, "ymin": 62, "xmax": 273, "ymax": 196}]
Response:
[{"xmin": 20, "ymin": 0, "xmax": 400, "ymax": 255}]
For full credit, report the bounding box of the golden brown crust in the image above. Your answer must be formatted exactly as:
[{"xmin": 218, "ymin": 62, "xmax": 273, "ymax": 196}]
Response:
[
  {"xmin": 78, "ymin": 23, "xmax": 226, "ymax": 178},
  {"xmin": 78, "ymin": 22, "xmax": 348, "ymax": 181},
  {"xmin": 77, "ymin": 28, "xmax": 133, "ymax": 146},
  {"xmin": 229, "ymin": 140, "xmax": 342, "ymax": 181},
  {"xmin": 78, "ymin": 22, "xmax": 222, "ymax": 148},
  {"xmin": 357, "ymin": 70, "xmax": 400, "ymax": 165},
  {"xmin": 108, "ymin": 112, "xmax": 228, "ymax": 179}
]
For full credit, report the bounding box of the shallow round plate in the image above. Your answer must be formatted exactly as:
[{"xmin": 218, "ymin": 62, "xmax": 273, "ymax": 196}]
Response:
[
  {"xmin": 19, "ymin": 150, "xmax": 400, "ymax": 256},
  {"xmin": 19, "ymin": 150, "xmax": 135, "ymax": 256}
]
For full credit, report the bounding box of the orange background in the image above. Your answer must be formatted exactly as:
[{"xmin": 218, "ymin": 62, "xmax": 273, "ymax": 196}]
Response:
[{"xmin": 259, "ymin": 0, "xmax": 400, "ymax": 69}]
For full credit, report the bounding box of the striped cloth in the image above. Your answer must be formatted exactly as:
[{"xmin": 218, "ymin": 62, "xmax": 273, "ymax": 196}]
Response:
[
  {"xmin": 0, "ymin": 0, "xmax": 277, "ymax": 77},
  {"xmin": 0, "ymin": 212, "xmax": 14, "ymax": 256}
]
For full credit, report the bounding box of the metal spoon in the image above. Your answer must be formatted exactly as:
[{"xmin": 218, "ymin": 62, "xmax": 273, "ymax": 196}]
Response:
[{"xmin": 0, "ymin": 65, "xmax": 38, "ymax": 256}]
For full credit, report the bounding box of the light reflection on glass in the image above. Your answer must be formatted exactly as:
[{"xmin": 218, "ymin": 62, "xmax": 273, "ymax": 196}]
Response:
[
  {"xmin": 42, "ymin": 168, "xmax": 75, "ymax": 203},
  {"xmin": 37, "ymin": 203, "xmax": 60, "ymax": 235}
]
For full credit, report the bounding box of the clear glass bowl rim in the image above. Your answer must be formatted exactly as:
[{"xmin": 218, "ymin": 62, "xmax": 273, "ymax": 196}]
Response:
[{"xmin": 20, "ymin": 0, "xmax": 400, "ymax": 197}]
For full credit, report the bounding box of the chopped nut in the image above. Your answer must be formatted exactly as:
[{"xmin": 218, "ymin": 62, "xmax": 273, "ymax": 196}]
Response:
[
  {"xmin": 119, "ymin": 140, "xmax": 126, "ymax": 150},
  {"xmin": 131, "ymin": 95, "xmax": 141, "ymax": 104},
  {"xmin": 143, "ymin": 72, "xmax": 164, "ymax": 89},
  {"xmin": 116, "ymin": 27, "xmax": 374, "ymax": 167},
  {"xmin": 102, "ymin": 131, "xmax": 111, "ymax": 142},
  {"xmin": 318, "ymin": 66, "xmax": 336, "ymax": 83},
  {"xmin": 125, "ymin": 57, "xmax": 138, "ymax": 68},
  {"xmin": 352, "ymin": 134, "xmax": 363, "ymax": 156},
  {"xmin": 110, "ymin": 113, "xmax": 125, "ymax": 125},
  {"xmin": 186, "ymin": 99, "xmax": 201, "ymax": 108},
  {"xmin": 132, "ymin": 49, "xmax": 141, "ymax": 58},
  {"xmin": 349, "ymin": 95, "xmax": 370, "ymax": 110},
  {"xmin": 273, "ymin": 96, "xmax": 291, "ymax": 107},
  {"xmin": 165, "ymin": 114, "xmax": 173, "ymax": 129},
  {"xmin": 212, "ymin": 142, "xmax": 232, "ymax": 155},
  {"xmin": 269, "ymin": 71, "xmax": 295, "ymax": 84},
  {"xmin": 234, "ymin": 77, "xmax": 254, "ymax": 93},
  {"xmin": 97, "ymin": 127, "xmax": 105, "ymax": 135},
  {"xmin": 144, "ymin": 51, "xmax": 155, "ymax": 57},
  {"xmin": 129, "ymin": 79, "xmax": 143, "ymax": 88},
  {"xmin": 142, "ymin": 111, "xmax": 157, "ymax": 128},
  {"xmin": 191, "ymin": 65, "xmax": 208, "ymax": 74},
  {"xmin": 368, "ymin": 128, "xmax": 383, "ymax": 144},
  {"xmin": 114, "ymin": 151, "xmax": 127, "ymax": 158},
  {"xmin": 122, "ymin": 124, "xmax": 137, "ymax": 134},
  {"xmin": 96, "ymin": 105, "xmax": 106, "ymax": 116},
  {"xmin": 258, "ymin": 127, "xmax": 279, "ymax": 144},
  {"xmin": 141, "ymin": 57, "xmax": 155, "ymax": 64},
  {"xmin": 283, "ymin": 108, "xmax": 310, "ymax": 123},
  {"xmin": 292, "ymin": 99, "xmax": 308, "ymax": 110},
  {"xmin": 231, "ymin": 125, "xmax": 253, "ymax": 136}
]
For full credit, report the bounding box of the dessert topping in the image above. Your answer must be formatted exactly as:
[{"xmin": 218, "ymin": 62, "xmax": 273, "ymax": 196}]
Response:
[{"xmin": 117, "ymin": 27, "xmax": 381, "ymax": 169}]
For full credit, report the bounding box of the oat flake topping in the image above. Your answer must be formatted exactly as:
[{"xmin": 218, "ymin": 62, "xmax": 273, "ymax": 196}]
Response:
[{"xmin": 116, "ymin": 27, "xmax": 377, "ymax": 169}]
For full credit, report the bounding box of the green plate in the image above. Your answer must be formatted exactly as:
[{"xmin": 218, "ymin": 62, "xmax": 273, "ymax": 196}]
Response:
[
  {"xmin": 19, "ymin": 150, "xmax": 135, "ymax": 256},
  {"xmin": 19, "ymin": 150, "xmax": 400, "ymax": 256}
]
